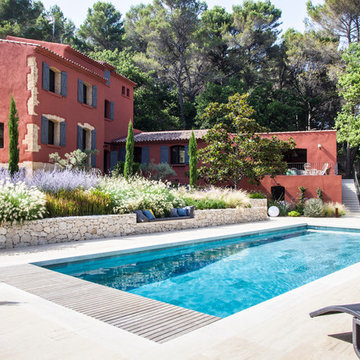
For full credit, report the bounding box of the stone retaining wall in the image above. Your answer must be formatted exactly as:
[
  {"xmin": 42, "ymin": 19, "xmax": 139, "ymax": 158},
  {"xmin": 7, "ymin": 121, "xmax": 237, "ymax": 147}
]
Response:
[{"xmin": 0, "ymin": 199, "xmax": 267, "ymax": 249}]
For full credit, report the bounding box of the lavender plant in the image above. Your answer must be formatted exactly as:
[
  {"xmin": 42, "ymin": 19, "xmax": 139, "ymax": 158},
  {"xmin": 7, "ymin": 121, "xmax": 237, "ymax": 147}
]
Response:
[{"xmin": 29, "ymin": 169, "xmax": 100, "ymax": 193}]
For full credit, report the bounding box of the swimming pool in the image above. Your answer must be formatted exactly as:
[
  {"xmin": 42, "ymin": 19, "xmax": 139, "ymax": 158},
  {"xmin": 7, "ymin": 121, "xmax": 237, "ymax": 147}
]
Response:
[{"xmin": 41, "ymin": 225, "xmax": 360, "ymax": 318}]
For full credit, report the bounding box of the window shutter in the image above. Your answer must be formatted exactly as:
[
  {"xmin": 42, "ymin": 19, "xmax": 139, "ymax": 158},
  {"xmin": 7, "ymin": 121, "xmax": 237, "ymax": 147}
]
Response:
[
  {"xmin": 77, "ymin": 125, "xmax": 83, "ymax": 150},
  {"xmin": 42, "ymin": 62, "xmax": 50, "ymax": 91},
  {"xmin": 41, "ymin": 116, "xmax": 49, "ymax": 144},
  {"xmin": 110, "ymin": 151, "xmax": 118, "ymax": 170},
  {"xmin": 185, "ymin": 145, "xmax": 189, "ymax": 164},
  {"xmin": 60, "ymin": 72, "xmax": 67, "ymax": 97},
  {"xmin": 141, "ymin": 146, "xmax": 149, "ymax": 164},
  {"xmin": 104, "ymin": 70, "xmax": 110, "ymax": 85},
  {"xmin": 110, "ymin": 101, "xmax": 114, "ymax": 120},
  {"xmin": 119, "ymin": 147, "xmax": 126, "ymax": 162},
  {"xmin": 91, "ymin": 129, "xmax": 96, "ymax": 167},
  {"xmin": 78, "ymin": 79, "xmax": 83, "ymax": 103},
  {"xmin": 60, "ymin": 122, "xmax": 66, "ymax": 147},
  {"xmin": 160, "ymin": 146, "xmax": 169, "ymax": 163},
  {"xmin": 92, "ymin": 86, "xmax": 97, "ymax": 108}
]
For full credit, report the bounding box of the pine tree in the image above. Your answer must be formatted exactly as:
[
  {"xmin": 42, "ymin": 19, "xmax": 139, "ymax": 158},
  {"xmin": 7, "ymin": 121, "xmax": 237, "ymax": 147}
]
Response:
[
  {"xmin": 8, "ymin": 96, "xmax": 19, "ymax": 176},
  {"xmin": 189, "ymin": 130, "xmax": 198, "ymax": 187},
  {"xmin": 124, "ymin": 121, "xmax": 134, "ymax": 179}
]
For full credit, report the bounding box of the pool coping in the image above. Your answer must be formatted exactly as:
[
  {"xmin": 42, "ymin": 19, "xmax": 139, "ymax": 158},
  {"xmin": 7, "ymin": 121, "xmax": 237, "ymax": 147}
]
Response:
[{"xmin": 2, "ymin": 217, "xmax": 360, "ymax": 359}]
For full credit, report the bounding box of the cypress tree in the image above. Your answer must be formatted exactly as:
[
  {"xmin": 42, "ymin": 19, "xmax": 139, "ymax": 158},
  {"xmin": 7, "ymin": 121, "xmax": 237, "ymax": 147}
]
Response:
[
  {"xmin": 189, "ymin": 130, "xmax": 198, "ymax": 187},
  {"xmin": 8, "ymin": 96, "xmax": 19, "ymax": 176},
  {"xmin": 124, "ymin": 121, "xmax": 134, "ymax": 179}
]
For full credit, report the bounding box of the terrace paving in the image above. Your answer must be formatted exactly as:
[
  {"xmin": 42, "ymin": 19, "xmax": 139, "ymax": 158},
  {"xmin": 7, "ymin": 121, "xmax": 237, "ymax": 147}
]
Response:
[{"xmin": 1, "ymin": 216, "xmax": 360, "ymax": 359}]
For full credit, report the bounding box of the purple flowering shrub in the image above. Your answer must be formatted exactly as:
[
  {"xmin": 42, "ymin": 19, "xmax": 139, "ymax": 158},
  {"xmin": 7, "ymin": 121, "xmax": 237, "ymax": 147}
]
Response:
[{"xmin": 28, "ymin": 169, "xmax": 100, "ymax": 193}]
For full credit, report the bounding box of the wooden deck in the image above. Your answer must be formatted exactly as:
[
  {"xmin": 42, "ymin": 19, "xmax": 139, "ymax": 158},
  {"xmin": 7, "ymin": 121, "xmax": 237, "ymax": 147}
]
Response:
[{"xmin": 0, "ymin": 264, "xmax": 220, "ymax": 343}]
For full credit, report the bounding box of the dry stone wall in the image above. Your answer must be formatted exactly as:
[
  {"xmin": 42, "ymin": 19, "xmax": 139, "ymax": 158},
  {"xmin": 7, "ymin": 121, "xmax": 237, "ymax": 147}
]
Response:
[{"xmin": 0, "ymin": 199, "xmax": 267, "ymax": 249}]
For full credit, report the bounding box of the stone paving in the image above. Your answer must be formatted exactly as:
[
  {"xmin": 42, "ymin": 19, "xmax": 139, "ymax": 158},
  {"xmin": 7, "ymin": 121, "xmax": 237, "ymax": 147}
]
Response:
[{"xmin": 1, "ymin": 216, "xmax": 360, "ymax": 359}]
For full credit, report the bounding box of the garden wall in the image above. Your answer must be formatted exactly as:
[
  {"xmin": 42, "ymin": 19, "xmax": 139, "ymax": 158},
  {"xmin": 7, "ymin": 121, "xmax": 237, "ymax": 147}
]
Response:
[{"xmin": 0, "ymin": 199, "xmax": 267, "ymax": 249}]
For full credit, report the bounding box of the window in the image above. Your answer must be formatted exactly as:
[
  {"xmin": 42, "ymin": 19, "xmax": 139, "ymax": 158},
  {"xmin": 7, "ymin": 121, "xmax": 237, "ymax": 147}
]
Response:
[
  {"xmin": 0, "ymin": 123, "xmax": 3, "ymax": 148},
  {"xmin": 83, "ymin": 83, "xmax": 88, "ymax": 104},
  {"xmin": 82, "ymin": 128, "xmax": 87, "ymax": 150},
  {"xmin": 42, "ymin": 62, "xmax": 67, "ymax": 96},
  {"xmin": 134, "ymin": 147, "xmax": 142, "ymax": 163},
  {"xmin": 41, "ymin": 116, "xmax": 66, "ymax": 147},
  {"xmin": 284, "ymin": 149, "xmax": 307, "ymax": 164},
  {"xmin": 49, "ymin": 69, "xmax": 56, "ymax": 93},
  {"xmin": 48, "ymin": 120, "xmax": 55, "ymax": 145},
  {"xmin": 122, "ymin": 86, "xmax": 125, "ymax": 95},
  {"xmin": 104, "ymin": 100, "xmax": 110, "ymax": 118},
  {"xmin": 78, "ymin": 79, "xmax": 97, "ymax": 108},
  {"xmin": 171, "ymin": 146, "xmax": 185, "ymax": 164},
  {"xmin": 126, "ymin": 88, "xmax": 130, "ymax": 97}
]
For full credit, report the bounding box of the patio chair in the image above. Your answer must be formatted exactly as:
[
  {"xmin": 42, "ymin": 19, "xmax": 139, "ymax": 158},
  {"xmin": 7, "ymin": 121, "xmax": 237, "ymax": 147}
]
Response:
[
  {"xmin": 304, "ymin": 163, "xmax": 311, "ymax": 175},
  {"xmin": 310, "ymin": 303, "xmax": 360, "ymax": 358},
  {"xmin": 318, "ymin": 162, "xmax": 329, "ymax": 175}
]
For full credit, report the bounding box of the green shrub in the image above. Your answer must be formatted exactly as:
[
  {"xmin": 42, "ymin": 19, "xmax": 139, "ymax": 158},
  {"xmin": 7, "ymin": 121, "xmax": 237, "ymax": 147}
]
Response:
[
  {"xmin": 140, "ymin": 160, "xmax": 176, "ymax": 181},
  {"xmin": 316, "ymin": 187, "xmax": 323, "ymax": 201},
  {"xmin": 112, "ymin": 161, "xmax": 140, "ymax": 177},
  {"xmin": 294, "ymin": 202, "xmax": 305, "ymax": 215},
  {"xmin": 0, "ymin": 182, "xmax": 47, "ymax": 224},
  {"xmin": 248, "ymin": 192, "xmax": 266, "ymax": 199},
  {"xmin": 303, "ymin": 198, "xmax": 324, "ymax": 217},
  {"xmin": 288, "ymin": 210, "xmax": 301, "ymax": 217},
  {"xmin": 184, "ymin": 197, "xmax": 227, "ymax": 210},
  {"xmin": 46, "ymin": 189, "xmax": 113, "ymax": 217},
  {"xmin": 322, "ymin": 202, "xmax": 347, "ymax": 217}
]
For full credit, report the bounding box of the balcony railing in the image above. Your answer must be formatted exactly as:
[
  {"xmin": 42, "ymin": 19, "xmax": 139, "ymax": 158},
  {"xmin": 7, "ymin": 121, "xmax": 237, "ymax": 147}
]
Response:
[{"xmin": 286, "ymin": 162, "xmax": 337, "ymax": 176}]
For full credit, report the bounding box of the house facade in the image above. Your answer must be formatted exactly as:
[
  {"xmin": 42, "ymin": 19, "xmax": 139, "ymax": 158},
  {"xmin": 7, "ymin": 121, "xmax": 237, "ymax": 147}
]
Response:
[
  {"xmin": 0, "ymin": 37, "xmax": 342, "ymax": 203},
  {"xmin": 113, "ymin": 129, "xmax": 342, "ymax": 203},
  {"xmin": 0, "ymin": 36, "xmax": 135, "ymax": 172}
]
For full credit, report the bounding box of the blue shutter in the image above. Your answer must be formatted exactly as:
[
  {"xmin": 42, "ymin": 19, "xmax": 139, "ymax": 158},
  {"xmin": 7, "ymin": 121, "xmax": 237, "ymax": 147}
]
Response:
[
  {"xmin": 60, "ymin": 122, "xmax": 66, "ymax": 147},
  {"xmin": 141, "ymin": 146, "xmax": 149, "ymax": 164},
  {"xmin": 110, "ymin": 101, "xmax": 114, "ymax": 120},
  {"xmin": 77, "ymin": 125, "xmax": 83, "ymax": 150},
  {"xmin": 60, "ymin": 72, "xmax": 67, "ymax": 97},
  {"xmin": 104, "ymin": 70, "xmax": 110, "ymax": 85},
  {"xmin": 160, "ymin": 146, "xmax": 169, "ymax": 163},
  {"xmin": 78, "ymin": 79, "xmax": 83, "ymax": 103},
  {"xmin": 119, "ymin": 147, "xmax": 126, "ymax": 162},
  {"xmin": 41, "ymin": 116, "xmax": 49, "ymax": 144},
  {"xmin": 185, "ymin": 145, "xmax": 189, "ymax": 164},
  {"xmin": 110, "ymin": 151, "xmax": 118, "ymax": 170},
  {"xmin": 91, "ymin": 129, "xmax": 96, "ymax": 167},
  {"xmin": 92, "ymin": 86, "xmax": 97, "ymax": 108},
  {"xmin": 42, "ymin": 62, "xmax": 49, "ymax": 91}
]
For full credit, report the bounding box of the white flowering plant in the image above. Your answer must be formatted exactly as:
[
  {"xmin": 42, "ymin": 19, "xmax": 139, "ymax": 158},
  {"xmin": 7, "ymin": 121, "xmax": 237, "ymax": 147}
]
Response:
[
  {"xmin": 99, "ymin": 176, "xmax": 185, "ymax": 217},
  {"xmin": 0, "ymin": 181, "xmax": 47, "ymax": 224}
]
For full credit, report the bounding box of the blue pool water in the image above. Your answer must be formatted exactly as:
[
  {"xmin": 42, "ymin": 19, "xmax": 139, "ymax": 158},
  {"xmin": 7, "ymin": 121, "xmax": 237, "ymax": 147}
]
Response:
[{"xmin": 41, "ymin": 226, "xmax": 360, "ymax": 318}]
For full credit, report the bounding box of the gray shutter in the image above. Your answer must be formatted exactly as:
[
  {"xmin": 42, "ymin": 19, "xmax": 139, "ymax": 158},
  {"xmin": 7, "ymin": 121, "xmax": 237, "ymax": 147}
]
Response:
[
  {"xmin": 110, "ymin": 101, "xmax": 114, "ymax": 120},
  {"xmin": 77, "ymin": 125, "xmax": 83, "ymax": 150},
  {"xmin": 160, "ymin": 146, "xmax": 169, "ymax": 163},
  {"xmin": 60, "ymin": 72, "xmax": 67, "ymax": 97},
  {"xmin": 41, "ymin": 116, "xmax": 49, "ymax": 144},
  {"xmin": 119, "ymin": 147, "xmax": 126, "ymax": 162},
  {"xmin": 104, "ymin": 70, "xmax": 110, "ymax": 85},
  {"xmin": 42, "ymin": 62, "xmax": 49, "ymax": 90},
  {"xmin": 110, "ymin": 151, "xmax": 118, "ymax": 170},
  {"xmin": 92, "ymin": 86, "xmax": 97, "ymax": 108},
  {"xmin": 60, "ymin": 122, "xmax": 66, "ymax": 147},
  {"xmin": 185, "ymin": 145, "xmax": 189, "ymax": 164},
  {"xmin": 78, "ymin": 79, "xmax": 83, "ymax": 103},
  {"xmin": 141, "ymin": 146, "xmax": 149, "ymax": 164},
  {"xmin": 91, "ymin": 129, "xmax": 96, "ymax": 167}
]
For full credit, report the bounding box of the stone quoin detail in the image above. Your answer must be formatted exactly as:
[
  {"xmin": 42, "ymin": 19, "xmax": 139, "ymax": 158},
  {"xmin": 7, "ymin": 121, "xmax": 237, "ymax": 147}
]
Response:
[{"xmin": 26, "ymin": 56, "xmax": 39, "ymax": 116}]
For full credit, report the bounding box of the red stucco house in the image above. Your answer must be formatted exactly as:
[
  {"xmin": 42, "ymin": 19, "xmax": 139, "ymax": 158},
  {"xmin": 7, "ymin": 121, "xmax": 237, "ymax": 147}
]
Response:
[
  {"xmin": 0, "ymin": 36, "xmax": 342, "ymax": 203},
  {"xmin": 0, "ymin": 36, "xmax": 135, "ymax": 172}
]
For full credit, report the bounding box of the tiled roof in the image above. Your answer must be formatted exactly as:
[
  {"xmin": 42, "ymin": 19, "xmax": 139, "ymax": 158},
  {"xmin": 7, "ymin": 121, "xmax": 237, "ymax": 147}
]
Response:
[{"xmin": 113, "ymin": 129, "xmax": 208, "ymax": 143}]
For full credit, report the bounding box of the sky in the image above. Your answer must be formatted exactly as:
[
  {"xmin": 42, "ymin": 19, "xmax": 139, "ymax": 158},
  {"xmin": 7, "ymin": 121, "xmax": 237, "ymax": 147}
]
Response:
[{"xmin": 41, "ymin": 0, "xmax": 323, "ymax": 33}]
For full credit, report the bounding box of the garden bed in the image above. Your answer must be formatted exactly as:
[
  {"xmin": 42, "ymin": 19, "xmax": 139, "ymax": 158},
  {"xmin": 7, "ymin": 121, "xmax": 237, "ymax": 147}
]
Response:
[{"xmin": 0, "ymin": 199, "xmax": 267, "ymax": 249}]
